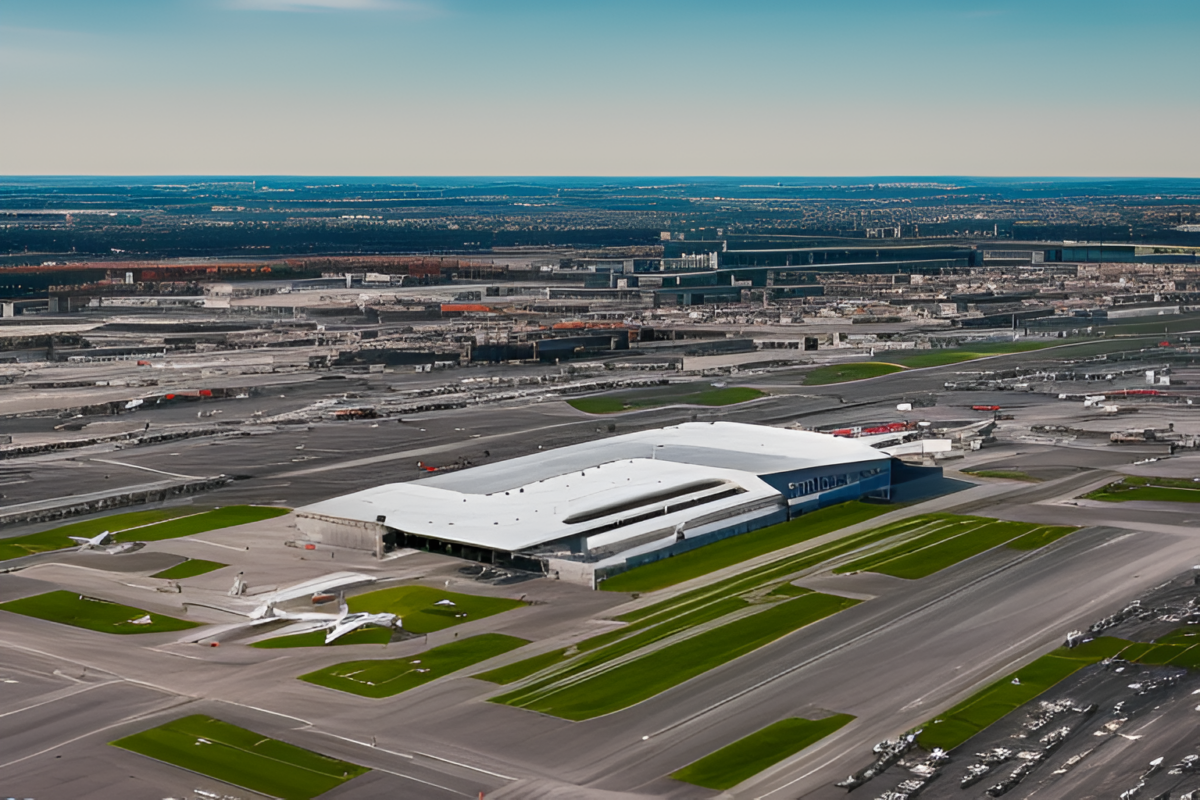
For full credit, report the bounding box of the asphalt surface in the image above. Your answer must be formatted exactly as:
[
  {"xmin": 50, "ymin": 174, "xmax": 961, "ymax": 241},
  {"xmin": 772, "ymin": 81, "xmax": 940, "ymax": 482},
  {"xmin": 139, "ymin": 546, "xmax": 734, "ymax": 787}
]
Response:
[{"xmin": 4, "ymin": 342, "xmax": 1200, "ymax": 798}]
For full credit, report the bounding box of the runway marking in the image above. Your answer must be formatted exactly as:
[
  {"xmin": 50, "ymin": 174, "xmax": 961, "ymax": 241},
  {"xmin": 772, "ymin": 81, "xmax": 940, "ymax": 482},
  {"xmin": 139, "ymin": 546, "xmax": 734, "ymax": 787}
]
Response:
[
  {"xmin": 0, "ymin": 695, "xmax": 194, "ymax": 771},
  {"xmin": 414, "ymin": 751, "xmax": 516, "ymax": 781},
  {"xmin": 213, "ymin": 699, "xmax": 312, "ymax": 727},
  {"xmin": 308, "ymin": 729, "xmax": 414, "ymax": 759},
  {"xmin": 0, "ymin": 679, "xmax": 119, "ymax": 720},
  {"xmin": 188, "ymin": 538, "xmax": 250, "ymax": 551},
  {"xmin": 0, "ymin": 639, "xmax": 198, "ymax": 704},
  {"xmin": 754, "ymin": 748, "xmax": 851, "ymax": 799},
  {"xmin": 305, "ymin": 730, "xmax": 474, "ymax": 797},
  {"xmin": 88, "ymin": 457, "xmax": 203, "ymax": 480},
  {"xmin": 145, "ymin": 647, "xmax": 211, "ymax": 661}
]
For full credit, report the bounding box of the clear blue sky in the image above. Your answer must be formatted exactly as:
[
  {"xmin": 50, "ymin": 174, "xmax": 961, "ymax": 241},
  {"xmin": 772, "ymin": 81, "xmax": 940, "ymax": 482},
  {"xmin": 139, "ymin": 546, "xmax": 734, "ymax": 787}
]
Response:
[{"xmin": 3, "ymin": 0, "xmax": 1197, "ymax": 176}]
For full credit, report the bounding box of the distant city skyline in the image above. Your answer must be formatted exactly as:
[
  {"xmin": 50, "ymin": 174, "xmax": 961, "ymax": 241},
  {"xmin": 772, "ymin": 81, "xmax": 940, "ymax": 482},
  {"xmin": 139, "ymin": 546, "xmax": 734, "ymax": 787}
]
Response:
[{"xmin": 4, "ymin": 0, "xmax": 1199, "ymax": 177}]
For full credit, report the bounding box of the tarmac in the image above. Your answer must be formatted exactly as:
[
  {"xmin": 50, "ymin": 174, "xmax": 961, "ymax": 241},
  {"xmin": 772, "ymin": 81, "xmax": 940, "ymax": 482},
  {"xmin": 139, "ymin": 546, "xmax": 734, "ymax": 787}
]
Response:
[{"xmin": 3, "ymin": 346, "xmax": 1200, "ymax": 798}]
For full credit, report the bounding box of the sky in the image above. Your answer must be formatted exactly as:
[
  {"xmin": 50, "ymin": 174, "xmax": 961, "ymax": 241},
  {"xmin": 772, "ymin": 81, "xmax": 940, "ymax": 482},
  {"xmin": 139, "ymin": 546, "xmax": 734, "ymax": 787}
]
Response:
[{"xmin": 2, "ymin": 0, "xmax": 1199, "ymax": 177}]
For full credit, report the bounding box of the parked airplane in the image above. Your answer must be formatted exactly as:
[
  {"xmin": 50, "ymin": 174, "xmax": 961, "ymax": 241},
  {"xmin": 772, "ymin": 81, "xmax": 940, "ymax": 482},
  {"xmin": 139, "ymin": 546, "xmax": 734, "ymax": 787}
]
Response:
[
  {"xmin": 247, "ymin": 597, "xmax": 398, "ymax": 644},
  {"xmin": 183, "ymin": 572, "xmax": 395, "ymax": 646},
  {"xmin": 68, "ymin": 531, "xmax": 113, "ymax": 551},
  {"xmin": 321, "ymin": 601, "xmax": 399, "ymax": 644}
]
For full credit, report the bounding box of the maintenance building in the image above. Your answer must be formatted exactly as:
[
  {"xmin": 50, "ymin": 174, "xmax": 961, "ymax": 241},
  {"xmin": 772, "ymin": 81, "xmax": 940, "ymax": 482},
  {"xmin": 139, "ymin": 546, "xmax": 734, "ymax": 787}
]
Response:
[{"xmin": 295, "ymin": 421, "xmax": 893, "ymax": 586}]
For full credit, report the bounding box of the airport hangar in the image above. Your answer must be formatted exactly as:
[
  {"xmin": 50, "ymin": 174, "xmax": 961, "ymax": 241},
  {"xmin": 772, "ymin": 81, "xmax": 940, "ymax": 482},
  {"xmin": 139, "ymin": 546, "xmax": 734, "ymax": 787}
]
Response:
[{"xmin": 295, "ymin": 421, "xmax": 925, "ymax": 587}]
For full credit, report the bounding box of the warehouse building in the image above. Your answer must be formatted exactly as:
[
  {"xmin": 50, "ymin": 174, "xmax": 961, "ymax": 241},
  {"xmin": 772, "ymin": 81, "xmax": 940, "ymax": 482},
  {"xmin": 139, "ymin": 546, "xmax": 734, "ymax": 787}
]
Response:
[{"xmin": 295, "ymin": 421, "xmax": 892, "ymax": 587}]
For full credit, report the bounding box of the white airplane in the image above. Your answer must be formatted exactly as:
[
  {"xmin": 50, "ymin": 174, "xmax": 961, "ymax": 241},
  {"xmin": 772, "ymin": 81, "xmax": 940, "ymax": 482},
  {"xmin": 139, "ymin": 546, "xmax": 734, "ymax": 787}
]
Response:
[
  {"xmin": 248, "ymin": 572, "xmax": 377, "ymax": 620},
  {"xmin": 68, "ymin": 531, "xmax": 114, "ymax": 551},
  {"xmin": 180, "ymin": 572, "xmax": 390, "ymax": 645},
  {"xmin": 252, "ymin": 598, "xmax": 398, "ymax": 644},
  {"xmin": 321, "ymin": 601, "xmax": 399, "ymax": 645}
]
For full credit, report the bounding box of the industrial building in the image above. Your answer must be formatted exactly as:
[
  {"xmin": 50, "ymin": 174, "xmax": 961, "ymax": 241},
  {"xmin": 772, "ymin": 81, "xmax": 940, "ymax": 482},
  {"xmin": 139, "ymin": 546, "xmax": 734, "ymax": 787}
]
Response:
[{"xmin": 295, "ymin": 422, "xmax": 894, "ymax": 586}]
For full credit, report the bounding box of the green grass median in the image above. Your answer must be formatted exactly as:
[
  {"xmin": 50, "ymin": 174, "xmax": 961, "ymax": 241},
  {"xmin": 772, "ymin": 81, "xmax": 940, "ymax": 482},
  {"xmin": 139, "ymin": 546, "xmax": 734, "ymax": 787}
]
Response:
[
  {"xmin": 0, "ymin": 507, "xmax": 190, "ymax": 561},
  {"xmin": 132, "ymin": 506, "xmax": 291, "ymax": 541},
  {"xmin": 803, "ymin": 362, "xmax": 906, "ymax": 385},
  {"xmin": 474, "ymin": 648, "xmax": 570, "ymax": 685},
  {"xmin": 347, "ymin": 585, "xmax": 524, "ymax": 634},
  {"xmin": 800, "ymin": 342, "xmax": 1065, "ymax": 386},
  {"xmin": 921, "ymin": 627, "xmax": 1200, "ymax": 753},
  {"xmin": 917, "ymin": 637, "xmax": 1129, "ymax": 751},
  {"xmin": 964, "ymin": 469, "xmax": 1042, "ymax": 482},
  {"xmin": 301, "ymin": 633, "xmax": 527, "ymax": 698},
  {"xmin": 475, "ymin": 595, "xmax": 751, "ymax": 690},
  {"xmin": 0, "ymin": 505, "xmax": 289, "ymax": 562},
  {"xmin": 0, "ymin": 590, "xmax": 198, "ymax": 634},
  {"xmin": 496, "ymin": 593, "xmax": 857, "ymax": 720},
  {"xmin": 1086, "ymin": 476, "xmax": 1200, "ymax": 504},
  {"xmin": 887, "ymin": 340, "xmax": 1060, "ymax": 369},
  {"xmin": 834, "ymin": 515, "xmax": 1077, "ymax": 580},
  {"xmin": 616, "ymin": 514, "xmax": 935, "ymax": 627},
  {"xmin": 568, "ymin": 385, "xmax": 765, "ymax": 414},
  {"xmin": 151, "ymin": 559, "xmax": 226, "ymax": 580},
  {"xmin": 600, "ymin": 501, "xmax": 894, "ymax": 593},
  {"xmin": 111, "ymin": 715, "xmax": 367, "ymax": 800},
  {"xmin": 673, "ymin": 714, "xmax": 855, "ymax": 790}
]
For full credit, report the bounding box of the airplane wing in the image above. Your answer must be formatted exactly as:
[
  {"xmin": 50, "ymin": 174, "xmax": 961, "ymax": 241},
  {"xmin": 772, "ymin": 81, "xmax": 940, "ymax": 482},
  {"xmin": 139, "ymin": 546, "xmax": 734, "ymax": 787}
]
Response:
[
  {"xmin": 324, "ymin": 613, "xmax": 396, "ymax": 645},
  {"xmin": 324, "ymin": 623, "xmax": 356, "ymax": 645},
  {"xmin": 69, "ymin": 531, "xmax": 113, "ymax": 549}
]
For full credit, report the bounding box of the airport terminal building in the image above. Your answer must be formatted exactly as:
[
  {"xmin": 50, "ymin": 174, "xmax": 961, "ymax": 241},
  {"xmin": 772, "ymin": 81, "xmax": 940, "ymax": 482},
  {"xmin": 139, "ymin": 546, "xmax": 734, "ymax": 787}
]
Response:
[{"xmin": 296, "ymin": 422, "xmax": 896, "ymax": 586}]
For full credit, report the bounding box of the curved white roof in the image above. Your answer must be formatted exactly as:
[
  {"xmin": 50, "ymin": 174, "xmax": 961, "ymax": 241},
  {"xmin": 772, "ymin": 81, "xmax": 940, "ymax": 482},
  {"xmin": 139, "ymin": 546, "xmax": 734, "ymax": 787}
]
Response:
[
  {"xmin": 297, "ymin": 422, "xmax": 886, "ymax": 554},
  {"xmin": 424, "ymin": 421, "xmax": 887, "ymax": 494}
]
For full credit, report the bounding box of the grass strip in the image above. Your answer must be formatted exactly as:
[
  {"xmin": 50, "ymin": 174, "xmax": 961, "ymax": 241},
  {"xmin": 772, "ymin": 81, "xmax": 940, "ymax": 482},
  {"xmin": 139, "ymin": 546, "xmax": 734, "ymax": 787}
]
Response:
[
  {"xmin": 1123, "ymin": 476, "xmax": 1200, "ymax": 490},
  {"xmin": 619, "ymin": 514, "xmax": 936, "ymax": 626},
  {"xmin": 473, "ymin": 596, "xmax": 750, "ymax": 691},
  {"xmin": 768, "ymin": 582, "xmax": 810, "ymax": 597},
  {"xmin": 347, "ymin": 585, "xmax": 524, "ymax": 635},
  {"xmin": 580, "ymin": 596, "xmax": 750, "ymax": 653},
  {"xmin": 300, "ymin": 633, "xmax": 527, "ymax": 698},
  {"xmin": 496, "ymin": 593, "xmax": 858, "ymax": 720},
  {"xmin": 568, "ymin": 386, "xmax": 765, "ymax": 414},
  {"xmin": 0, "ymin": 507, "xmax": 193, "ymax": 561},
  {"xmin": 834, "ymin": 517, "xmax": 980, "ymax": 573},
  {"xmin": 132, "ymin": 506, "xmax": 291, "ymax": 541},
  {"xmin": 917, "ymin": 637, "xmax": 1130, "ymax": 751},
  {"xmin": 601, "ymin": 501, "xmax": 895, "ymax": 593},
  {"xmin": 835, "ymin": 516, "xmax": 1078, "ymax": 579},
  {"xmin": 1167, "ymin": 645, "xmax": 1200, "ymax": 670},
  {"xmin": 251, "ymin": 627, "xmax": 393, "ymax": 648},
  {"xmin": 1087, "ymin": 479, "xmax": 1200, "ymax": 504},
  {"xmin": 1134, "ymin": 643, "xmax": 1190, "ymax": 665},
  {"xmin": 965, "ymin": 469, "xmax": 1042, "ymax": 482},
  {"xmin": 0, "ymin": 590, "xmax": 198, "ymax": 634},
  {"xmin": 474, "ymin": 648, "xmax": 569, "ymax": 685},
  {"xmin": 1152, "ymin": 627, "xmax": 1200, "ymax": 646},
  {"xmin": 151, "ymin": 559, "xmax": 226, "ymax": 580},
  {"xmin": 111, "ymin": 715, "xmax": 367, "ymax": 800},
  {"xmin": 801, "ymin": 342, "xmax": 1065, "ymax": 386},
  {"xmin": 887, "ymin": 340, "xmax": 1061, "ymax": 369},
  {"xmin": 1006, "ymin": 524, "xmax": 1078, "ymax": 551},
  {"xmin": 672, "ymin": 714, "xmax": 855, "ymax": 790},
  {"xmin": 803, "ymin": 362, "xmax": 906, "ymax": 385},
  {"xmin": 851, "ymin": 522, "xmax": 1032, "ymax": 580}
]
